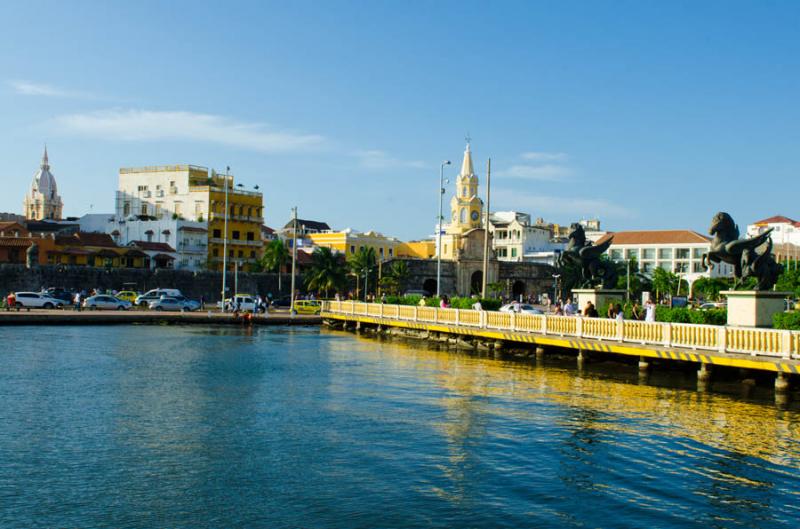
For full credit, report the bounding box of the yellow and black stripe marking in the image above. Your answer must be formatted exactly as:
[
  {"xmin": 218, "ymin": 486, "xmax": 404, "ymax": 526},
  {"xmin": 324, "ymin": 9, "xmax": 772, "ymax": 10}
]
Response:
[{"xmin": 322, "ymin": 312, "xmax": 799, "ymax": 375}]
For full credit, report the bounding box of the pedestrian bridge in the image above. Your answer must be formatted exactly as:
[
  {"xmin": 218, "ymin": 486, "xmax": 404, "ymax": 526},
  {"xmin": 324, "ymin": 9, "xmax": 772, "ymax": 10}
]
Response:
[{"xmin": 321, "ymin": 301, "xmax": 800, "ymax": 377}]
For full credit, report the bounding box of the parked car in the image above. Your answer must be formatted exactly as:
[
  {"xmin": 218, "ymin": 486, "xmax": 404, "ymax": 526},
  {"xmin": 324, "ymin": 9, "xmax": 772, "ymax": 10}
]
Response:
[
  {"xmin": 270, "ymin": 296, "xmax": 292, "ymax": 309},
  {"xmin": 219, "ymin": 294, "xmax": 258, "ymax": 312},
  {"xmin": 294, "ymin": 300, "xmax": 321, "ymax": 315},
  {"xmin": 499, "ymin": 303, "xmax": 544, "ymax": 315},
  {"xmin": 115, "ymin": 291, "xmax": 139, "ymax": 303},
  {"xmin": 135, "ymin": 288, "xmax": 183, "ymax": 307},
  {"xmin": 403, "ymin": 289, "xmax": 431, "ymax": 297},
  {"xmin": 83, "ymin": 295, "xmax": 132, "ymax": 311},
  {"xmin": 697, "ymin": 302, "xmax": 725, "ymax": 310},
  {"xmin": 44, "ymin": 288, "xmax": 74, "ymax": 304},
  {"xmin": 13, "ymin": 292, "xmax": 66, "ymax": 309},
  {"xmin": 148, "ymin": 297, "xmax": 198, "ymax": 312}
]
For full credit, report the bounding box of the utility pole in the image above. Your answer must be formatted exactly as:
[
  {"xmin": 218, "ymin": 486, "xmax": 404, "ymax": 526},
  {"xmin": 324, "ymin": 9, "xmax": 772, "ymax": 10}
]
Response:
[
  {"xmin": 234, "ymin": 260, "xmax": 239, "ymax": 296},
  {"xmin": 436, "ymin": 160, "xmax": 451, "ymax": 297},
  {"xmin": 481, "ymin": 158, "xmax": 491, "ymax": 299},
  {"xmin": 626, "ymin": 259, "xmax": 631, "ymax": 302},
  {"xmin": 290, "ymin": 207, "xmax": 298, "ymax": 314},
  {"xmin": 221, "ymin": 166, "xmax": 230, "ymax": 311}
]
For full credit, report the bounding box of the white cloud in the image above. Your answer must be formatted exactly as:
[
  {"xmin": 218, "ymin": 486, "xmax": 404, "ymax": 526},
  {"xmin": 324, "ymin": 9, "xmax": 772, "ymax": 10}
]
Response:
[
  {"xmin": 9, "ymin": 79, "xmax": 91, "ymax": 98},
  {"xmin": 496, "ymin": 164, "xmax": 572, "ymax": 181},
  {"xmin": 521, "ymin": 151, "xmax": 568, "ymax": 162},
  {"xmin": 491, "ymin": 188, "xmax": 635, "ymax": 220},
  {"xmin": 51, "ymin": 109, "xmax": 325, "ymax": 153},
  {"xmin": 354, "ymin": 149, "xmax": 427, "ymax": 170}
]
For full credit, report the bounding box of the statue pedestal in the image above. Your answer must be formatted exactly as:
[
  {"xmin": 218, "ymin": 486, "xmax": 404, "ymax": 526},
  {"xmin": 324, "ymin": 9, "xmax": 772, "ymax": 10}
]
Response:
[
  {"xmin": 721, "ymin": 291, "xmax": 790, "ymax": 327},
  {"xmin": 571, "ymin": 289, "xmax": 626, "ymax": 312}
]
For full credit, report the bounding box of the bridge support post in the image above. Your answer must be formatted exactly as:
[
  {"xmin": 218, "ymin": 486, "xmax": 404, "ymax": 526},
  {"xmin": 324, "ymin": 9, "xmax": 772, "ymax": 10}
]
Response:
[
  {"xmin": 638, "ymin": 356, "xmax": 650, "ymax": 374},
  {"xmin": 775, "ymin": 372, "xmax": 790, "ymax": 394},
  {"xmin": 577, "ymin": 350, "xmax": 588, "ymax": 366},
  {"xmin": 535, "ymin": 346, "xmax": 545, "ymax": 360},
  {"xmin": 697, "ymin": 363, "xmax": 713, "ymax": 391}
]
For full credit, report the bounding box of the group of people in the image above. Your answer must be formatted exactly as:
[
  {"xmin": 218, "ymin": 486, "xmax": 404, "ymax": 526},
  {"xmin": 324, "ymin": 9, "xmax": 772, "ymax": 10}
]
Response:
[{"xmin": 550, "ymin": 297, "xmax": 657, "ymax": 322}]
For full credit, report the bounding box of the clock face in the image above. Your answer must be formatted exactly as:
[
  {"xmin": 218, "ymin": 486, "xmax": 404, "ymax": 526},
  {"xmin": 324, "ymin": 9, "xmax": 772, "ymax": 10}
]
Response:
[{"xmin": 471, "ymin": 211, "xmax": 480, "ymax": 221}]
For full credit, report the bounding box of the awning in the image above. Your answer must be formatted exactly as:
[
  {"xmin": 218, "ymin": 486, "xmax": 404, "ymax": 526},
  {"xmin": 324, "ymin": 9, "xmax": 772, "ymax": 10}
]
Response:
[{"xmin": 152, "ymin": 253, "xmax": 175, "ymax": 261}]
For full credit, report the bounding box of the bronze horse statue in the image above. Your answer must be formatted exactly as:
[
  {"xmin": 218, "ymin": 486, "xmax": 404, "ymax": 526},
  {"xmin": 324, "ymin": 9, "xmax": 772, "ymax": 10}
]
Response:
[
  {"xmin": 702, "ymin": 211, "xmax": 775, "ymax": 289},
  {"xmin": 557, "ymin": 223, "xmax": 618, "ymax": 289}
]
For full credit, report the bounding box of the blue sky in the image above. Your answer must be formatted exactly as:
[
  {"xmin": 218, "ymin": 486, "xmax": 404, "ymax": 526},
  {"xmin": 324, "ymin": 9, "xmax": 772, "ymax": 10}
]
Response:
[{"xmin": 1, "ymin": 1, "xmax": 798, "ymax": 240}]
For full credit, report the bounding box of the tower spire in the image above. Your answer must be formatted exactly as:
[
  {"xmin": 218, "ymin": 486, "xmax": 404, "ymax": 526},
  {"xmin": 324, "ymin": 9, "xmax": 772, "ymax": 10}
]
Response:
[
  {"xmin": 460, "ymin": 140, "xmax": 474, "ymax": 177},
  {"xmin": 41, "ymin": 145, "xmax": 49, "ymax": 170}
]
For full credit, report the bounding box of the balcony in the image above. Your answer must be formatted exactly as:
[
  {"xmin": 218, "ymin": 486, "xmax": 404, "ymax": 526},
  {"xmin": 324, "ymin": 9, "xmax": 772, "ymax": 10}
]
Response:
[
  {"xmin": 208, "ymin": 238, "xmax": 263, "ymax": 247},
  {"xmin": 208, "ymin": 212, "xmax": 264, "ymax": 224}
]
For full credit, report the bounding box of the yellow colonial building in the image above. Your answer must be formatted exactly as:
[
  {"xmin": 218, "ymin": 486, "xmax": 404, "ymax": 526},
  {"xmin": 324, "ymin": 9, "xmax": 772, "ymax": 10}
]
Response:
[
  {"xmin": 308, "ymin": 229, "xmax": 400, "ymax": 260},
  {"xmin": 116, "ymin": 164, "xmax": 264, "ymax": 271},
  {"xmin": 396, "ymin": 240, "xmax": 436, "ymax": 259}
]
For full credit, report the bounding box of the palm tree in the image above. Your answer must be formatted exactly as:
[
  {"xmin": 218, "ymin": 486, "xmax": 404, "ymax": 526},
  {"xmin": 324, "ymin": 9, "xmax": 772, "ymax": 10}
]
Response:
[
  {"xmin": 305, "ymin": 247, "xmax": 347, "ymax": 298},
  {"xmin": 260, "ymin": 239, "xmax": 290, "ymax": 292},
  {"xmin": 348, "ymin": 247, "xmax": 377, "ymax": 300},
  {"xmin": 380, "ymin": 260, "xmax": 409, "ymax": 295}
]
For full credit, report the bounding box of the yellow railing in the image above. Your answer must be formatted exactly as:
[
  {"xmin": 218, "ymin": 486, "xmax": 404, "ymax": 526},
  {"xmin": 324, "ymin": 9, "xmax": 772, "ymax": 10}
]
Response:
[
  {"xmin": 417, "ymin": 306, "xmax": 436, "ymax": 323},
  {"xmin": 515, "ymin": 314, "xmax": 544, "ymax": 333},
  {"xmin": 319, "ymin": 302, "xmax": 796, "ymax": 359},
  {"xmin": 459, "ymin": 310, "xmax": 482, "ymax": 327},
  {"xmin": 670, "ymin": 323, "xmax": 719, "ymax": 350},
  {"xmin": 727, "ymin": 327, "xmax": 785, "ymax": 357},
  {"xmin": 623, "ymin": 321, "xmax": 665, "ymax": 344},
  {"xmin": 398, "ymin": 306, "xmax": 416, "ymax": 320},
  {"xmin": 547, "ymin": 315, "xmax": 577, "ymax": 336},
  {"xmin": 582, "ymin": 318, "xmax": 619, "ymax": 340},
  {"xmin": 486, "ymin": 312, "xmax": 512, "ymax": 329}
]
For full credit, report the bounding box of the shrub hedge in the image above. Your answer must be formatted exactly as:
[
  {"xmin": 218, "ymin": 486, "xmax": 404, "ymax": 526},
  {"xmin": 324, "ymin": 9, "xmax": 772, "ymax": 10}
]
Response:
[
  {"xmin": 381, "ymin": 295, "xmax": 502, "ymax": 311},
  {"xmin": 774, "ymin": 311, "xmax": 800, "ymax": 330}
]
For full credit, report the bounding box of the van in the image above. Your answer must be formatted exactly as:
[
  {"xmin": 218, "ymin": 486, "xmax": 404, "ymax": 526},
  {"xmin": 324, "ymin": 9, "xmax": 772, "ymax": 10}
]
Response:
[{"xmin": 135, "ymin": 288, "xmax": 183, "ymax": 307}]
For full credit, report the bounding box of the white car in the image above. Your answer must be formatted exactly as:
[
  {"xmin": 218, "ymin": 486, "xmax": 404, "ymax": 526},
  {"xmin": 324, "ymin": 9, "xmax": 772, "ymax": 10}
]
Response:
[
  {"xmin": 149, "ymin": 297, "xmax": 199, "ymax": 312},
  {"xmin": 499, "ymin": 303, "xmax": 544, "ymax": 315},
  {"xmin": 13, "ymin": 292, "xmax": 65, "ymax": 309},
  {"xmin": 219, "ymin": 294, "xmax": 258, "ymax": 312},
  {"xmin": 83, "ymin": 295, "xmax": 132, "ymax": 311},
  {"xmin": 135, "ymin": 288, "xmax": 183, "ymax": 307}
]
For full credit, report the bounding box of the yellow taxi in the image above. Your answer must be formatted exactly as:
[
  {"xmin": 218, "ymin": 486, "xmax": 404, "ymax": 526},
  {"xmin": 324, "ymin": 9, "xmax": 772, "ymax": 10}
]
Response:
[
  {"xmin": 116, "ymin": 291, "xmax": 139, "ymax": 303},
  {"xmin": 294, "ymin": 300, "xmax": 321, "ymax": 315}
]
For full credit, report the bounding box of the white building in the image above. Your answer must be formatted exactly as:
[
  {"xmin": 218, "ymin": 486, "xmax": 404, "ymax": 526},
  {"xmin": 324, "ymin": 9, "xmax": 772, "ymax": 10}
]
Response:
[
  {"xmin": 488, "ymin": 211, "xmax": 565, "ymax": 264},
  {"xmin": 597, "ymin": 230, "xmax": 734, "ymax": 282},
  {"xmin": 108, "ymin": 218, "xmax": 207, "ymax": 270},
  {"xmin": 747, "ymin": 215, "xmax": 800, "ymax": 246}
]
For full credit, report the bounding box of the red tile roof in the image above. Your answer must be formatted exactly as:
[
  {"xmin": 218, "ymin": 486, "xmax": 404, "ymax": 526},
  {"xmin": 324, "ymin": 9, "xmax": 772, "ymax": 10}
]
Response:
[
  {"xmin": 129, "ymin": 241, "xmax": 176, "ymax": 252},
  {"xmin": 0, "ymin": 238, "xmax": 33, "ymax": 248},
  {"xmin": 55, "ymin": 232, "xmax": 117, "ymax": 248},
  {"xmin": 752, "ymin": 215, "xmax": 800, "ymax": 227},
  {"xmin": 178, "ymin": 226, "xmax": 207, "ymax": 233},
  {"xmin": 596, "ymin": 230, "xmax": 710, "ymax": 246}
]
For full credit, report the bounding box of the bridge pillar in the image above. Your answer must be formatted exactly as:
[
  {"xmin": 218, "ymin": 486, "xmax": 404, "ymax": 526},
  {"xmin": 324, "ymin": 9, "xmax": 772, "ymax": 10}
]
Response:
[
  {"xmin": 577, "ymin": 350, "xmax": 589, "ymax": 365},
  {"xmin": 775, "ymin": 372, "xmax": 790, "ymax": 394},
  {"xmin": 638, "ymin": 356, "xmax": 650, "ymax": 374},
  {"xmin": 741, "ymin": 378, "xmax": 756, "ymax": 398},
  {"xmin": 697, "ymin": 363, "xmax": 713, "ymax": 391},
  {"xmin": 535, "ymin": 346, "xmax": 545, "ymax": 359}
]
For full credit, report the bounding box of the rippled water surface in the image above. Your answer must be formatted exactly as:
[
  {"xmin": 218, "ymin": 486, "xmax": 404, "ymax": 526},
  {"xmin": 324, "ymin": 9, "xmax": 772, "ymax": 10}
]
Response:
[{"xmin": 1, "ymin": 325, "xmax": 799, "ymax": 528}]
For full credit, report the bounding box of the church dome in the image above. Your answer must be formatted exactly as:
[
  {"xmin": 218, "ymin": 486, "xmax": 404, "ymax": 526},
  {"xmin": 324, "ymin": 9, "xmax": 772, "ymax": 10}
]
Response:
[{"xmin": 30, "ymin": 147, "xmax": 58, "ymax": 199}]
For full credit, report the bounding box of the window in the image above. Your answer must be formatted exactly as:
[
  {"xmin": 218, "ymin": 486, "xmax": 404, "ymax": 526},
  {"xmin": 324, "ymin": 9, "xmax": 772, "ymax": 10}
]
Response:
[
  {"xmin": 388, "ymin": 248, "xmax": 393, "ymax": 257},
  {"xmin": 692, "ymin": 248, "xmax": 704, "ymax": 259},
  {"xmin": 674, "ymin": 262, "xmax": 688, "ymax": 273},
  {"xmin": 642, "ymin": 248, "xmax": 655, "ymax": 260},
  {"xmin": 659, "ymin": 262, "xmax": 671, "ymax": 270},
  {"xmin": 676, "ymin": 248, "xmax": 690, "ymax": 259},
  {"xmin": 123, "ymin": 202, "xmax": 131, "ymax": 216},
  {"xmin": 693, "ymin": 262, "xmax": 705, "ymax": 273},
  {"xmin": 460, "ymin": 208, "xmax": 466, "ymax": 224},
  {"xmin": 642, "ymin": 262, "xmax": 654, "ymax": 273},
  {"xmin": 247, "ymin": 232, "xmax": 254, "ymax": 241},
  {"xmin": 250, "ymin": 250, "xmax": 256, "ymax": 258},
  {"xmin": 213, "ymin": 229, "xmax": 221, "ymax": 238},
  {"xmin": 658, "ymin": 248, "xmax": 673, "ymax": 259},
  {"xmin": 462, "ymin": 187, "xmax": 467, "ymax": 197},
  {"xmin": 625, "ymin": 249, "xmax": 639, "ymax": 259},
  {"xmin": 141, "ymin": 204, "xmax": 148, "ymax": 216},
  {"xmin": 610, "ymin": 249, "xmax": 623, "ymax": 260},
  {"xmin": 212, "ymin": 248, "xmax": 219, "ymax": 257},
  {"xmin": 229, "ymin": 249, "xmax": 234, "ymax": 257},
  {"xmin": 232, "ymin": 231, "xmax": 240, "ymax": 240},
  {"xmin": 511, "ymin": 248, "xmax": 517, "ymax": 258},
  {"xmin": 174, "ymin": 202, "xmax": 182, "ymax": 216},
  {"xmin": 350, "ymin": 245, "xmax": 355, "ymax": 254},
  {"xmin": 155, "ymin": 202, "xmax": 163, "ymax": 218},
  {"xmin": 238, "ymin": 250, "xmax": 244, "ymax": 258}
]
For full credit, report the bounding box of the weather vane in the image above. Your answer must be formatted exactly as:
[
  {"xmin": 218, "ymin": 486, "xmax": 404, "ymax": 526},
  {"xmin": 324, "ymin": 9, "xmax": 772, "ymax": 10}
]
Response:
[{"xmin": 465, "ymin": 132, "xmax": 471, "ymax": 145}]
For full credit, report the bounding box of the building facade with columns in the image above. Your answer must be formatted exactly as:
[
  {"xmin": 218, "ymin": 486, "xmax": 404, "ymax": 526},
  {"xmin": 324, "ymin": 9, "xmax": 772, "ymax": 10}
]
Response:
[{"xmin": 24, "ymin": 147, "xmax": 64, "ymax": 221}]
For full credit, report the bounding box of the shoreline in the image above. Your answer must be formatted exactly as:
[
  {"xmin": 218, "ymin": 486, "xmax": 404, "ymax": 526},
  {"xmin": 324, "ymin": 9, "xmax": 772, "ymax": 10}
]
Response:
[{"xmin": 0, "ymin": 309, "xmax": 321, "ymax": 326}]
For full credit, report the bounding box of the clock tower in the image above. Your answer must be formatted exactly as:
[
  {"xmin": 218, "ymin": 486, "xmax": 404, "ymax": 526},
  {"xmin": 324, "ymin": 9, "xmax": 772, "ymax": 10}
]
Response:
[{"xmin": 447, "ymin": 141, "xmax": 483, "ymax": 235}]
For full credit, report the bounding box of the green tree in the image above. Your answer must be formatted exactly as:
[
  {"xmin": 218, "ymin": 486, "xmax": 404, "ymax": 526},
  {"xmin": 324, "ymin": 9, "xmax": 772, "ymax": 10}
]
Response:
[
  {"xmin": 348, "ymin": 247, "xmax": 377, "ymax": 300},
  {"xmin": 380, "ymin": 260, "xmax": 410, "ymax": 295},
  {"xmin": 691, "ymin": 277, "xmax": 731, "ymax": 301},
  {"xmin": 260, "ymin": 239, "xmax": 290, "ymax": 292},
  {"xmin": 775, "ymin": 268, "xmax": 800, "ymax": 298},
  {"xmin": 305, "ymin": 247, "xmax": 347, "ymax": 298}
]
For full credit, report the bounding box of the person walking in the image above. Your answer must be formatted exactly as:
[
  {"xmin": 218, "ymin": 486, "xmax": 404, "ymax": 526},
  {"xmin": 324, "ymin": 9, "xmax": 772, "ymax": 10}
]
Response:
[
  {"xmin": 6, "ymin": 292, "xmax": 15, "ymax": 311},
  {"xmin": 644, "ymin": 298, "xmax": 656, "ymax": 322},
  {"xmin": 73, "ymin": 291, "xmax": 82, "ymax": 311},
  {"xmin": 564, "ymin": 298, "xmax": 576, "ymax": 316},
  {"xmin": 606, "ymin": 303, "xmax": 616, "ymax": 319},
  {"xmin": 615, "ymin": 303, "xmax": 624, "ymax": 321},
  {"xmin": 584, "ymin": 301, "xmax": 598, "ymax": 318},
  {"xmin": 631, "ymin": 301, "xmax": 643, "ymax": 321}
]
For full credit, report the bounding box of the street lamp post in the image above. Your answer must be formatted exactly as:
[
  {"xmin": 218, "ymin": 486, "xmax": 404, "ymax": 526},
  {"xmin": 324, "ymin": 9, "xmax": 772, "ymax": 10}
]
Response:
[
  {"xmin": 221, "ymin": 166, "xmax": 230, "ymax": 311},
  {"xmin": 436, "ymin": 160, "xmax": 451, "ymax": 298},
  {"xmin": 552, "ymin": 274, "xmax": 561, "ymax": 305},
  {"xmin": 290, "ymin": 206, "xmax": 298, "ymax": 315}
]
